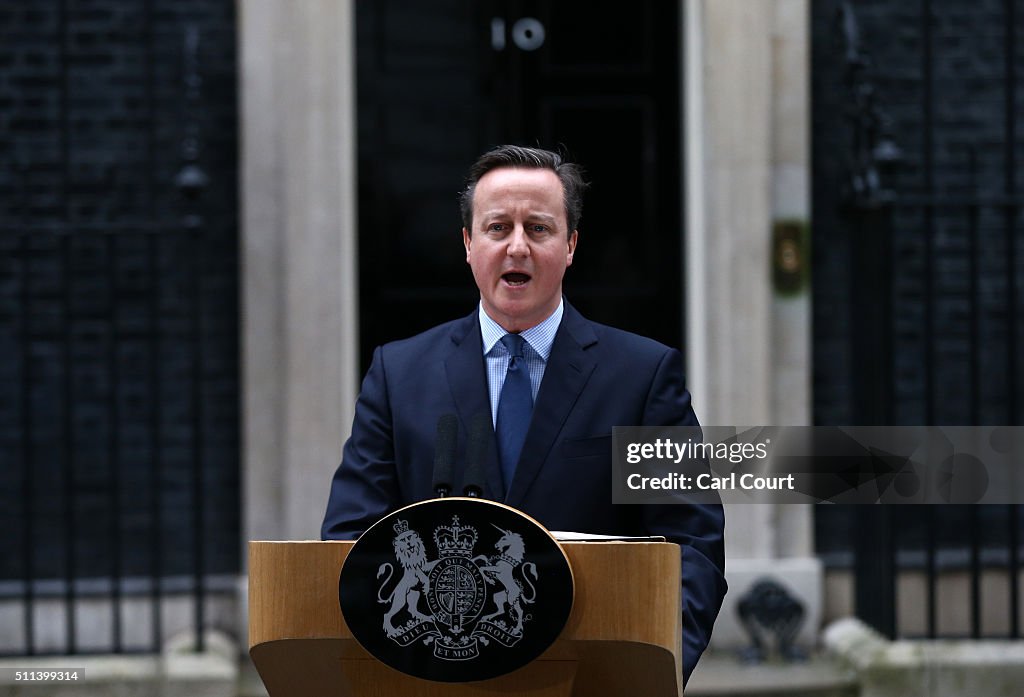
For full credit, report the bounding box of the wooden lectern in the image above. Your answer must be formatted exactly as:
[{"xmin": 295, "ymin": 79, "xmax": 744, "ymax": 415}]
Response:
[{"xmin": 249, "ymin": 540, "xmax": 682, "ymax": 697}]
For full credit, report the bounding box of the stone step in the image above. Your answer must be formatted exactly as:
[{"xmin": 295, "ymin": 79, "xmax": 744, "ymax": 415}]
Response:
[
  {"xmin": 239, "ymin": 650, "xmax": 856, "ymax": 697},
  {"xmin": 686, "ymin": 652, "xmax": 858, "ymax": 697},
  {"xmin": 0, "ymin": 632, "xmax": 238, "ymax": 697},
  {"xmin": 238, "ymin": 659, "xmax": 268, "ymax": 697}
]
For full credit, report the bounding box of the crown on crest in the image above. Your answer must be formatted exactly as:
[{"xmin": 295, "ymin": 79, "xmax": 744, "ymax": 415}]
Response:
[
  {"xmin": 434, "ymin": 515, "xmax": 478, "ymax": 557},
  {"xmin": 497, "ymin": 551, "xmax": 522, "ymax": 568},
  {"xmin": 392, "ymin": 519, "xmax": 410, "ymax": 535}
]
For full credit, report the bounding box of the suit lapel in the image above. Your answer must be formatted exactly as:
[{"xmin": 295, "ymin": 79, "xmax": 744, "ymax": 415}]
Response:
[
  {"xmin": 444, "ymin": 312, "xmax": 505, "ymax": 500},
  {"xmin": 505, "ymin": 303, "xmax": 597, "ymax": 507}
]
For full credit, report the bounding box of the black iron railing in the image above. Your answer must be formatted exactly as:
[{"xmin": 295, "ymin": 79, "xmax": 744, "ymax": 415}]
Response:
[
  {"xmin": 829, "ymin": 0, "xmax": 1023, "ymax": 640},
  {"xmin": 1, "ymin": 224, "xmax": 236, "ymax": 656},
  {"xmin": 1, "ymin": 0, "xmax": 238, "ymax": 656}
]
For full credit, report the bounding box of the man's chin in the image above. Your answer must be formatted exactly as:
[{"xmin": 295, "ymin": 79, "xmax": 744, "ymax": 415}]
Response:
[{"xmin": 485, "ymin": 299, "xmax": 554, "ymax": 333}]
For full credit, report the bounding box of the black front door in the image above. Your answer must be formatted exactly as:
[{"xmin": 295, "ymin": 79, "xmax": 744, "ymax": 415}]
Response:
[{"xmin": 356, "ymin": 1, "xmax": 683, "ymax": 372}]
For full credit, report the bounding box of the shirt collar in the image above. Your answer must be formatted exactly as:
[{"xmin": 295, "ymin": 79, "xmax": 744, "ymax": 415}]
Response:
[{"xmin": 479, "ymin": 298, "xmax": 563, "ymax": 361}]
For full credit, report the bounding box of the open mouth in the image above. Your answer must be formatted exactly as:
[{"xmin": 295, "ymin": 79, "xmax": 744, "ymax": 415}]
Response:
[{"xmin": 502, "ymin": 272, "xmax": 531, "ymax": 287}]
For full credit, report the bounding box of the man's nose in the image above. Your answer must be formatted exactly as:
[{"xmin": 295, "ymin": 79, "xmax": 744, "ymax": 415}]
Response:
[{"xmin": 507, "ymin": 226, "xmax": 530, "ymax": 256}]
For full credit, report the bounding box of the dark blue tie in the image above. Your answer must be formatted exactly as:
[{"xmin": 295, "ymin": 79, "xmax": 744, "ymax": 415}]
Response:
[{"xmin": 496, "ymin": 333, "xmax": 533, "ymax": 488}]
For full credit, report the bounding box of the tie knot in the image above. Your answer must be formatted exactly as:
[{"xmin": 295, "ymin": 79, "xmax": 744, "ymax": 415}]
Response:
[{"xmin": 500, "ymin": 333, "xmax": 527, "ymax": 359}]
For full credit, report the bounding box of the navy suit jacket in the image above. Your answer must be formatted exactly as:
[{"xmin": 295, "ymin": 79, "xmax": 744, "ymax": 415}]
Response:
[{"xmin": 322, "ymin": 301, "xmax": 727, "ymax": 682}]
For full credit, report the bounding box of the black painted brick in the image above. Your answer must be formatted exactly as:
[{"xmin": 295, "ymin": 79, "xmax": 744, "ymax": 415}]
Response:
[
  {"xmin": 0, "ymin": 0, "xmax": 238, "ymax": 584},
  {"xmin": 813, "ymin": 0, "xmax": 1024, "ymax": 428}
]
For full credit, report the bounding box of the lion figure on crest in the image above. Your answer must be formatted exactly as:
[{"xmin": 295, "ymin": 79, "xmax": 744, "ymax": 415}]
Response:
[
  {"xmin": 476, "ymin": 528, "xmax": 538, "ymax": 634},
  {"xmin": 377, "ymin": 525, "xmax": 436, "ymax": 636}
]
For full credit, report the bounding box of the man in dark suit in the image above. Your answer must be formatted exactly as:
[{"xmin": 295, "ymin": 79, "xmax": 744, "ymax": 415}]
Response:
[{"xmin": 322, "ymin": 145, "xmax": 726, "ymax": 682}]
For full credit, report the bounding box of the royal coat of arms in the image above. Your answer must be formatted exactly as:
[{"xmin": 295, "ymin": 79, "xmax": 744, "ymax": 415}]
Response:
[{"xmin": 376, "ymin": 515, "xmax": 539, "ymax": 660}]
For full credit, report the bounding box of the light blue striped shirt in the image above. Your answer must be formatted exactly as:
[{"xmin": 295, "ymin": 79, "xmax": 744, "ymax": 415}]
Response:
[{"xmin": 479, "ymin": 300, "xmax": 563, "ymax": 426}]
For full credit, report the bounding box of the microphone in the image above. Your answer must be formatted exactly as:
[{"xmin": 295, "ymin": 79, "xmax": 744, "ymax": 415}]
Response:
[
  {"xmin": 463, "ymin": 412, "xmax": 491, "ymax": 498},
  {"xmin": 432, "ymin": 414, "xmax": 458, "ymax": 498}
]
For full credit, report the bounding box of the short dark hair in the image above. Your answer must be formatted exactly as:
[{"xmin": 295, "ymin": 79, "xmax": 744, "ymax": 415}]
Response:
[{"xmin": 459, "ymin": 145, "xmax": 587, "ymax": 234}]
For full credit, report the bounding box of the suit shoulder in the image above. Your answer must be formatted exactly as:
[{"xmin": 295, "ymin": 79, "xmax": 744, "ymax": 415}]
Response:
[
  {"xmin": 585, "ymin": 319, "xmax": 677, "ymax": 361},
  {"xmin": 375, "ymin": 316, "xmax": 469, "ymax": 363}
]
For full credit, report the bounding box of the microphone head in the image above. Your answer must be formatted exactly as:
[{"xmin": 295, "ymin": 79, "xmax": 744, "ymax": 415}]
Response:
[
  {"xmin": 463, "ymin": 412, "xmax": 491, "ymax": 497},
  {"xmin": 432, "ymin": 413, "xmax": 458, "ymax": 496}
]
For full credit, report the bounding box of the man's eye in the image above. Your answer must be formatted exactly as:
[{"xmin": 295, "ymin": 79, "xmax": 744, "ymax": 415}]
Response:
[
  {"xmin": 529, "ymin": 225, "xmax": 549, "ymax": 233},
  {"xmin": 488, "ymin": 223, "xmax": 507, "ymax": 232}
]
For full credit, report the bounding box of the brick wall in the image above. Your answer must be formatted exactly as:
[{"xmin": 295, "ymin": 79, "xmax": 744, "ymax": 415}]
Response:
[
  {"xmin": 812, "ymin": 0, "xmax": 1024, "ymax": 567},
  {"xmin": 812, "ymin": 0, "xmax": 1023, "ymax": 428},
  {"xmin": 0, "ymin": 0, "xmax": 238, "ymax": 583}
]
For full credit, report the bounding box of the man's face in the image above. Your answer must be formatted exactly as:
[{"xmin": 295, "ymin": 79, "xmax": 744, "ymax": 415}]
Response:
[{"xmin": 462, "ymin": 167, "xmax": 578, "ymax": 333}]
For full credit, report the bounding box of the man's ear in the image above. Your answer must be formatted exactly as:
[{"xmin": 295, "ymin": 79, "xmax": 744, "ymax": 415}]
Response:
[
  {"xmin": 462, "ymin": 227, "xmax": 472, "ymax": 262},
  {"xmin": 566, "ymin": 230, "xmax": 578, "ymax": 266}
]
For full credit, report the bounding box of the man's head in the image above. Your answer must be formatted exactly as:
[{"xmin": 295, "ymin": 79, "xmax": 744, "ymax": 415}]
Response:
[
  {"xmin": 459, "ymin": 145, "xmax": 587, "ymax": 234},
  {"xmin": 460, "ymin": 146, "xmax": 587, "ymax": 333}
]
